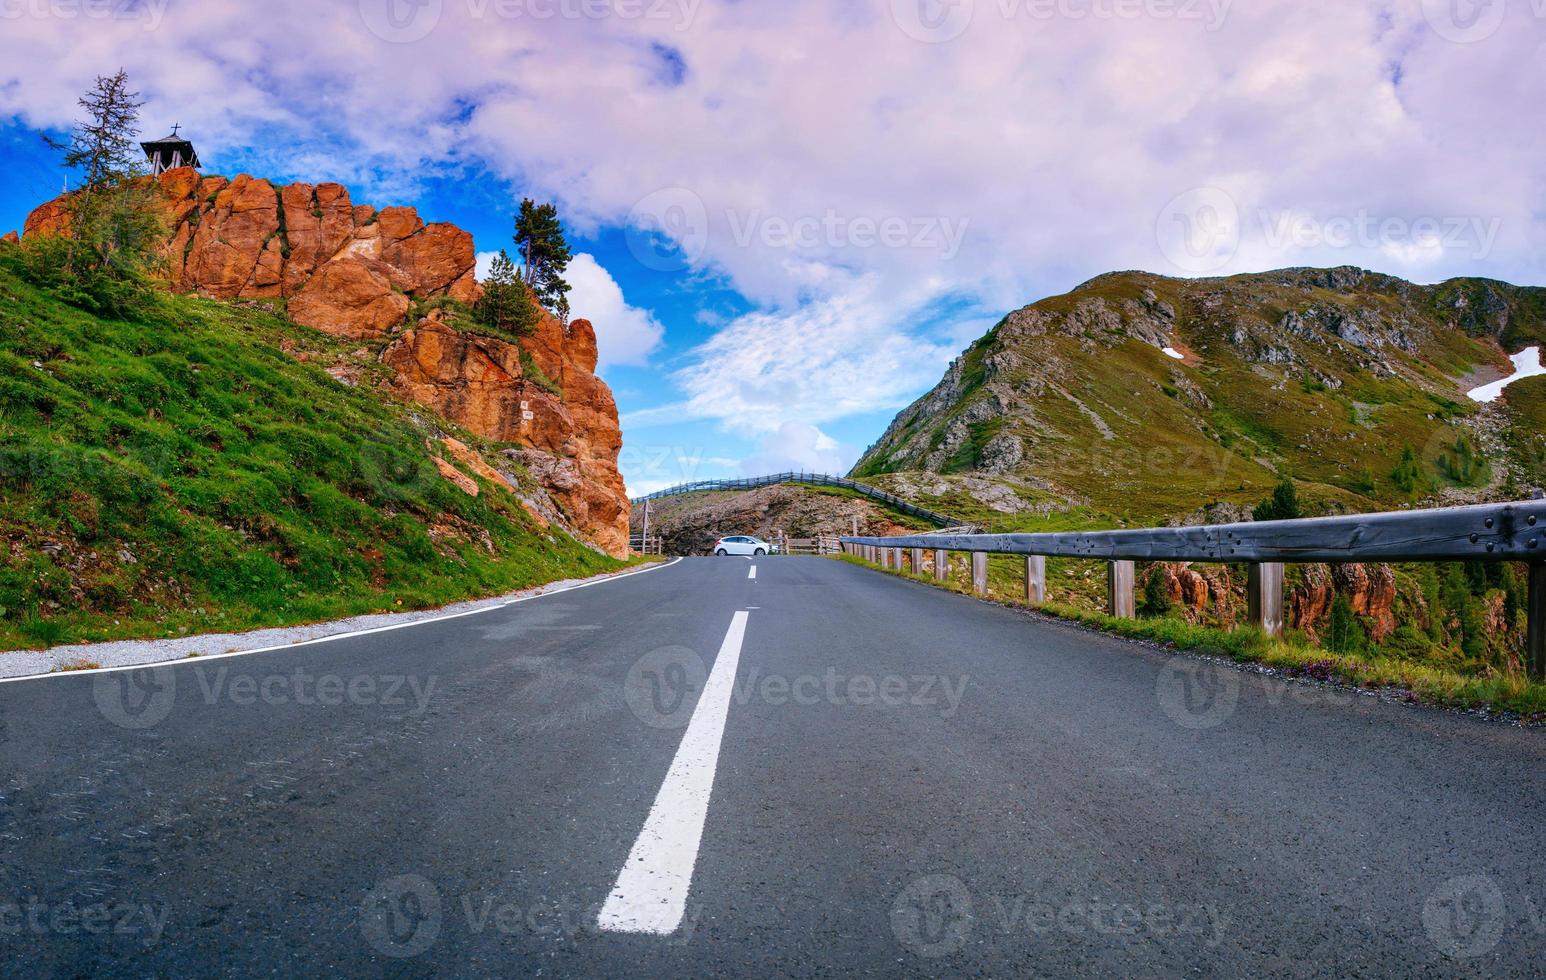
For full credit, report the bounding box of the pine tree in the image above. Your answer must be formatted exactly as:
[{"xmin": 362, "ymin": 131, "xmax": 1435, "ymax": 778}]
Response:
[
  {"xmin": 1391, "ymin": 446, "xmax": 1428, "ymax": 497},
  {"xmin": 1327, "ymin": 594, "xmax": 1367, "ymax": 654},
  {"xmin": 14, "ymin": 69, "xmax": 163, "ymax": 314},
  {"xmin": 51, "ymin": 69, "xmax": 144, "ymax": 191},
  {"xmin": 513, "ymin": 199, "xmax": 572, "ymax": 312},
  {"xmin": 473, "ymin": 249, "xmax": 538, "ymax": 338},
  {"xmin": 1253, "ymin": 477, "xmax": 1303, "ymax": 522},
  {"xmin": 1140, "ymin": 565, "xmax": 1172, "ymax": 618}
]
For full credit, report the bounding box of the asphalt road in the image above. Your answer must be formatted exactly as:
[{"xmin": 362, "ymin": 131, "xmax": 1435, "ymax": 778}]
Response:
[{"xmin": 4, "ymin": 556, "xmax": 1546, "ymax": 976}]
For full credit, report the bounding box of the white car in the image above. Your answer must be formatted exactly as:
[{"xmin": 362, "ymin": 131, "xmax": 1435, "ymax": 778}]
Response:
[{"xmin": 713, "ymin": 536, "xmax": 774, "ymax": 557}]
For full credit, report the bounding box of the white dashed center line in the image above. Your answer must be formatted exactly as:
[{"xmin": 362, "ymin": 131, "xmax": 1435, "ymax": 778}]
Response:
[
  {"xmin": 598, "ymin": 610, "xmax": 750, "ymax": 934},
  {"xmin": 748, "ymin": 566, "xmax": 757, "ymax": 579}
]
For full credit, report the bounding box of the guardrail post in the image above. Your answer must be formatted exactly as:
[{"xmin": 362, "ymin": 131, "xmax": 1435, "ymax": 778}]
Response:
[
  {"xmin": 893, "ymin": 547, "xmax": 904, "ymax": 571},
  {"xmin": 1247, "ymin": 562, "xmax": 1285, "ymax": 637},
  {"xmin": 935, "ymin": 549, "xmax": 949, "ymax": 583},
  {"xmin": 1530, "ymin": 563, "xmax": 1545, "ymax": 681},
  {"xmin": 911, "ymin": 548, "xmax": 923, "ymax": 576},
  {"xmin": 1108, "ymin": 561, "xmax": 1135, "ymax": 619},
  {"xmin": 1025, "ymin": 555, "xmax": 1046, "ymax": 605},
  {"xmin": 972, "ymin": 553, "xmax": 988, "ymax": 595}
]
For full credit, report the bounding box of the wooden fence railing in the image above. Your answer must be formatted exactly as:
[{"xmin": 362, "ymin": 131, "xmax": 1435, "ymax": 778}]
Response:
[
  {"xmin": 843, "ymin": 499, "xmax": 1546, "ymax": 678},
  {"xmin": 630, "ymin": 534, "xmax": 664, "ymax": 556},
  {"xmin": 630, "ymin": 472, "xmax": 963, "ymax": 528}
]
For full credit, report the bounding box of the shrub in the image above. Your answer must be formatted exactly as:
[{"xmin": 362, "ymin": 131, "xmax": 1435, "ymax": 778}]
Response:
[
  {"xmin": 1253, "ymin": 476, "xmax": 1303, "ymax": 522},
  {"xmin": 1326, "ymin": 594, "xmax": 1368, "ymax": 654}
]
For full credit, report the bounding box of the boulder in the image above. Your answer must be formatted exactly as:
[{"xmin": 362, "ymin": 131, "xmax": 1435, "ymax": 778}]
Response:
[{"xmin": 290, "ymin": 258, "xmax": 410, "ymax": 339}]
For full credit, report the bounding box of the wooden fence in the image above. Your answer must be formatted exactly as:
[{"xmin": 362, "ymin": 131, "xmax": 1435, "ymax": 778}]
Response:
[{"xmin": 844, "ymin": 499, "xmax": 1546, "ymax": 678}]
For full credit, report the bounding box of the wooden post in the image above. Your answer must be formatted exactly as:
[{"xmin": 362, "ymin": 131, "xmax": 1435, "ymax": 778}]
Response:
[
  {"xmin": 911, "ymin": 548, "xmax": 924, "ymax": 575},
  {"xmin": 1108, "ymin": 560, "xmax": 1135, "ymax": 619},
  {"xmin": 1530, "ymin": 563, "xmax": 1545, "ymax": 681},
  {"xmin": 1025, "ymin": 555, "xmax": 1046, "ymax": 605},
  {"xmin": 935, "ymin": 549, "xmax": 949, "ymax": 583},
  {"xmin": 972, "ymin": 553, "xmax": 988, "ymax": 595},
  {"xmin": 640, "ymin": 498, "xmax": 650, "ymax": 556},
  {"xmin": 893, "ymin": 548, "xmax": 904, "ymax": 571},
  {"xmin": 1248, "ymin": 562, "xmax": 1285, "ymax": 637}
]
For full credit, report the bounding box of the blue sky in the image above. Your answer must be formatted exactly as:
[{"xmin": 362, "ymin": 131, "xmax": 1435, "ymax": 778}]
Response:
[{"xmin": 2, "ymin": 0, "xmax": 1543, "ymax": 495}]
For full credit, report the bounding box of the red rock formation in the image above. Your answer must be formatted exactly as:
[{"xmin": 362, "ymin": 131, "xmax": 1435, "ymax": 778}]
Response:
[
  {"xmin": 24, "ymin": 168, "xmax": 477, "ymax": 339},
  {"xmin": 1290, "ymin": 563, "xmax": 1397, "ymax": 643},
  {"xmin": 381, "ymin": 313, "xmax": 629, "ymax": 557},
  {"xmin": 23, "ymin": 169, "xmax": 632, "ymax": 558},
  {"xmin": 1, "ymin": 230, "xmax": 18, "ymax": 245}
]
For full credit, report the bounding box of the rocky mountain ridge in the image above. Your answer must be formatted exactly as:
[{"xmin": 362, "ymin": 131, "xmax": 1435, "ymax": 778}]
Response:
[
  {"xmin": 854, "ymin": 267, "xmax": 1546, "ymax": 518},
  {"xmin": 20, "ymin": 169, "xmax": 629, "ymax": 556}
]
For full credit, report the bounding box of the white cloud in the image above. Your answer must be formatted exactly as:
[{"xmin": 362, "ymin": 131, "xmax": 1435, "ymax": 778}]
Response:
[
  {"xmin": 625, "ymin": 274, "xmax": 959, "ymax": 435},
  {"xmin": 564, "ymin": 253, "xmax": 664, "ymax": 369},
  {"xmin": 739, "ymin": 422, "xmax": 856, "ymax": 476}
]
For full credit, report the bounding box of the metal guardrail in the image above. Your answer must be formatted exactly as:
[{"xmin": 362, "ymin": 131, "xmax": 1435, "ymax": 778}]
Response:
[
  {"xmin": 632, "ymin": 472, "xmax": 963, "ymax": 528},
  {"xmin": 843, "ymin": 499, "xmax": 1546, "ymax": 677}
]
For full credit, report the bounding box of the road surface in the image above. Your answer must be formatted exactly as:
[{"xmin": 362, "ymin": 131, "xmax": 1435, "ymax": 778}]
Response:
[{"xmin": 3, "ymin": 556, "xmax": 1546, "ymax": 976}]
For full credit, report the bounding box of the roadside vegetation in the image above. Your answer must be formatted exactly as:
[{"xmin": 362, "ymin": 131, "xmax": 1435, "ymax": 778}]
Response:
[
  {"xmin": 0, "ymin": 262, "xmax": 624, "ymax": 652},
  {"xmin": 835, "ymin": 551, "xmax": 1546, "ymax": 718}
]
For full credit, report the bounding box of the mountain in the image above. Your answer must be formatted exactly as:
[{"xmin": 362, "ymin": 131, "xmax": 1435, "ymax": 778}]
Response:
[
  {"xmin": 853, "ymin": 267, "xmax": 1546, "ymax": 521},
  {"xmin": 0, "ymin": 262, "xmax": 622, "ymax": 652},
  {"xmin": 20, "ymin": 168, "xmax": 629, "ymax": 556}
]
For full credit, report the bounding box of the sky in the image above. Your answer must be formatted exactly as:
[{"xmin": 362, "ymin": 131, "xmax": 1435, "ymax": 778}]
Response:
[{"xmin": 0, "ymin": 0, "xmax": 1543, "ymax": 496}]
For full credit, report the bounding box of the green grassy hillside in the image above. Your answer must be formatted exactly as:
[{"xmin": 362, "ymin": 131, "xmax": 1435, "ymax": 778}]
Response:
[
  {"xmin": 854, "ymin": 267, "xmax": 1545, "ymax": 520},
  {"xmin": 0, "ymin": 265, "xmax": 622, "ymax": 652}
]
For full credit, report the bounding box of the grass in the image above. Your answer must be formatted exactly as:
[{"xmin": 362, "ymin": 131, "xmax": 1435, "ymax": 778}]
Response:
[
  {"xmin": 0, "ymin": 264, "xmax": 626, "ymax": 652},
  {"xmin": 834, "ymin": 552, "xmax": 1546, "ymax": 718}
]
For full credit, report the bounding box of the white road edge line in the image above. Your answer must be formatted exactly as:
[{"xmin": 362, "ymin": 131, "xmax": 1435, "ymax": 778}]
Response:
[
  {"xmin": 748, "ymin": 566, "xmax": 757, "ymax": 579},
  {"xmin": 0, "ymin": 558, "xmax": 685, "ymax": 685},
  {"xmin": 598, "ymin": 610, "xmax": 750, "ymax": 935}
]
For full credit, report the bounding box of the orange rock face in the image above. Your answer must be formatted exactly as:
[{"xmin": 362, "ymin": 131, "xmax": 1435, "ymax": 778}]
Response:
[
  {"xmin": 24, "ymin": 168, "xmax": 479, "ymax": 339},
  {"xmin": 23, "ymin": 169, "xmax": 632, "ymax": 558},
  {"xmin": 381, "ymin": 313, "xmax": 631, "ymax": 557}
]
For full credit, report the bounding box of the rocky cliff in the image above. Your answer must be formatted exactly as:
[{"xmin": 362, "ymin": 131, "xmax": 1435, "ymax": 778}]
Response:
[{"xmin": 22, "ymin": 169, "xmax": 630, "ymax": 556}]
